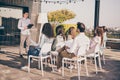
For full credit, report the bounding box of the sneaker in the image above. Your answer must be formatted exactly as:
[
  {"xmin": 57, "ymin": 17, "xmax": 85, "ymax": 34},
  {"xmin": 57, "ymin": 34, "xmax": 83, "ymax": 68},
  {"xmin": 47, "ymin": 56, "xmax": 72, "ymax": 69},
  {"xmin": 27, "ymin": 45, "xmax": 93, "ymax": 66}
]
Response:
[
  {"xmin": 20, "ymin": 54, "xmax": 23, "ymax": 58},
  {"xmin": 21, "ymin": 66, "xmax": 28, "ymax": 70},
  {"xmin": 68, "ymin": 65, "xmax": 74, "ymax": 69},
  {"xmin": 68, "ymin": 65, "xmax": 77, "ymax": 69}
]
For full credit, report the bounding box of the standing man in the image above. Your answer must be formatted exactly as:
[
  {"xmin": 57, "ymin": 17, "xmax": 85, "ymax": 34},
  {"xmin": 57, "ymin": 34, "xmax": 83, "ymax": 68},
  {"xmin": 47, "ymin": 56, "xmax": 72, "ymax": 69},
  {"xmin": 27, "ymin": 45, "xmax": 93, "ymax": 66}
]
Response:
[{"xmin": 18, "ymin": 12, "xmax": 31, "ymax": 58}]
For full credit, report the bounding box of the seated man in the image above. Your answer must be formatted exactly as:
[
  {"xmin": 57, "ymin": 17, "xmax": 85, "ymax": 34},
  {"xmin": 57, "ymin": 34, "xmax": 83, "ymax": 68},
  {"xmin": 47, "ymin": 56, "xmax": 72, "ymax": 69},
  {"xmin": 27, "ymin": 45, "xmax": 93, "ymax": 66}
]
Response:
[{"xmin": 56, "ymin": 22, "xmax": 90, "ymax": 72}]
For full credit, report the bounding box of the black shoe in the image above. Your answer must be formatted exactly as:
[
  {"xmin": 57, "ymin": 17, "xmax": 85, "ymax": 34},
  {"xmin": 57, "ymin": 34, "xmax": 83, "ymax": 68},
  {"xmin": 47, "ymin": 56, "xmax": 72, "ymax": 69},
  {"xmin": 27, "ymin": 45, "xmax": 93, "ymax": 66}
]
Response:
[{"xmin": 20, "ymin": 54, "xmax": 23, "ymax": 58}]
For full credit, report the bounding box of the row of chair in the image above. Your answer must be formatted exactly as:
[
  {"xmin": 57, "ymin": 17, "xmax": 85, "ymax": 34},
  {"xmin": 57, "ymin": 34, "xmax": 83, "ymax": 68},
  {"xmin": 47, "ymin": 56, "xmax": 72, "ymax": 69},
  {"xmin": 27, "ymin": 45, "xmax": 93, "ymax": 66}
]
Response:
[{"xmin": 27, "ymin": 42, "xmax": 106, "ymax": 80}]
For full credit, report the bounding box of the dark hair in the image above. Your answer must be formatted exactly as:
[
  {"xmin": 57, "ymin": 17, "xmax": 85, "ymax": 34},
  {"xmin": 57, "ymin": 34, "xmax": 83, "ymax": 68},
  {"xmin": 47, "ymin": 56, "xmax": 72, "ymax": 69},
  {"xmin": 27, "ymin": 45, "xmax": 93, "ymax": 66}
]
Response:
[
  {"xmin": 77, "ymin": 22, "xmax": 85, "ymax": 32},
  {"xmin": 23, "ymin": 12, "xmax": 29, "ymax": 18},
  {"xmin": 103, "ymin": 26, "xmax": 108, "ymax": 32},
  {"xmin": 23, "ymin": 7, "xmax": 29, "ymax": 14},
  {"xmin": 55, "ymin": 25, "xmax": 64, "ymax": 35},
  {"xmin": 23, "ymin": 11, "xmax": 28, "ymax": 14},
  {"xmin": 68, "ymin": 27, "xmax": 75, "ymax": 35},
  {"xmin": 42, "ymin": 23, "xmax": 54, "ymax": 38},
  {"xmin": 65, "ymin": 27, "xmax": 75, "ymax": 39}
]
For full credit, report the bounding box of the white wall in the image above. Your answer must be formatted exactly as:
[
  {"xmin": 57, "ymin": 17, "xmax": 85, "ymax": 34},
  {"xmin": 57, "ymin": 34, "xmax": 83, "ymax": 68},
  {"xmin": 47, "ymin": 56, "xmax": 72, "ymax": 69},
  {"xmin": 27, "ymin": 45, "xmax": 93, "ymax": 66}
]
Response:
[
  {"xmin": 41, "ymin": 0, "xmax": 95, "ymax": 29},
  {"xmin": 99, "ymin": 0, "xmax": 120, "ymax": 27},
  {"xmin": 0, "ymin": 7, "xmax": 23, "ymax": 19},
  {"xmin": 41, "ymin": 0, "xmax": 120, "ymax": 28}
]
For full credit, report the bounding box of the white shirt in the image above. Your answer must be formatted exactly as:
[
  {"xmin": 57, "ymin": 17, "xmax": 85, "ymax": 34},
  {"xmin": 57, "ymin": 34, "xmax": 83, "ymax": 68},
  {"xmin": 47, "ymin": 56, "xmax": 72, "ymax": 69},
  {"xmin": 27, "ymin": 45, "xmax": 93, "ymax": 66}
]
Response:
[
  {"xmin": 88, "ymin": 36, "xmax": 101, "ymax": 53},
  {"xmin": 65, "ymin": 39, "xmax": 73, "ymax": 52},
  {"xmin": 103, "ymin": 32, "xmax": 107, "ymax": 41},
  {"xmin": 67, "ymin": 35, "xmax": 72, "ymax": 40},
  {"xmin": 56, "ymin": 35, "xmax": 65, "ymax": 50},
  {"xmin": 69, "ymin": 33, "xmax": 90, "ymax": 56},
  {"xmin": 18, "ymin": 18, "xmax": 31, "ymax": 35},
  {"xmin": 39, "ymin": 34, "xmax": 54, "ymax": 48}
]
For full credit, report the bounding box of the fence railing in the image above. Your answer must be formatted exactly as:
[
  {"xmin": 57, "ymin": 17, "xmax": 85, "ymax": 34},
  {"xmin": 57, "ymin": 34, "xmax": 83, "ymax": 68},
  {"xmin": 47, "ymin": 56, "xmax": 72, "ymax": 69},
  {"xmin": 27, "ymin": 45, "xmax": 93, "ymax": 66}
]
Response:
[{"xmin": 107, "ymin": 33, "xmax": 120, "ymax": 39}]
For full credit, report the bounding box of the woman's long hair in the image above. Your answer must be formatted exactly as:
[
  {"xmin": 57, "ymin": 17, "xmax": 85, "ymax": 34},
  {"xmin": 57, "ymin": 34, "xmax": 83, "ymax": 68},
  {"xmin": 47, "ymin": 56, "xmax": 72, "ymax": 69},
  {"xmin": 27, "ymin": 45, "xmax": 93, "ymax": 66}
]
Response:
[
  {"xmin": 95, "ymin": 27, "xmax": 104, "ymax": 45},
  {"xmin": 103, "ymin": 26, "xmax": 108, "ymax": 32},
  {"xmin": 55, "ymin": 25, "xmax": 66, "ymax": 40},
  {"xmin": 65, "ymin": 27, "xmax": 75, "ymax": 40},
  {"xmin": 55, "ymin": 25, "xmax": 64, "ymax": 35},
  {"xmin": 42, "ymin": 23, "xmax": 54, "ymax": 38}
]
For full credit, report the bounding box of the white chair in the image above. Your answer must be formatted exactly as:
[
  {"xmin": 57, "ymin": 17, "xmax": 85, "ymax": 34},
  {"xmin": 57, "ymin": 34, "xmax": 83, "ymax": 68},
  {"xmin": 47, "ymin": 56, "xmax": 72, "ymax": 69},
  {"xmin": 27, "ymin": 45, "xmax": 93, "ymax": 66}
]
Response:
[
  {"xmin": 86, "ymin": 44, "xmax": 102, "ymax": 74},
  {"xmin": 50, "ymin": 51, "xmax": 58, "ymax": 65},
  {"xmin": 28, "ymin": 43, "xmax": 53, "ymax": 76},
  {"xmin": 62, "ymin": 44, "xmax": 89, "ymax": 80}
]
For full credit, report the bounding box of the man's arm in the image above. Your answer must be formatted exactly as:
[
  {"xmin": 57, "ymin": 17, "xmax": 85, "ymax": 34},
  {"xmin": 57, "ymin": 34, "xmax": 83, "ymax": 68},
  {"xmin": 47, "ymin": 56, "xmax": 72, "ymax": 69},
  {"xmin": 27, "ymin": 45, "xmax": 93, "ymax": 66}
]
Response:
[
  {"xmin": 69, "ymin": 37, "xmax": 77, "ymax": 53},
  {"xmin": 18, "ymin": 19, "xmax": 24, "ymax": 30}
]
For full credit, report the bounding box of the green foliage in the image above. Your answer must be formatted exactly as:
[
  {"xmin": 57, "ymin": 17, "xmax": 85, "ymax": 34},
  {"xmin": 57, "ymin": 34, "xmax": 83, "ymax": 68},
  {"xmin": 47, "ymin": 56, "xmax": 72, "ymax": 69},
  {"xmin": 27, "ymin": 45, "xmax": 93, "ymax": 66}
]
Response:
[
  {"xmin": 107, "ymin": 33, "xmax": 120, "ymax": 39},
  {"xmin": 48, "ymin": 9, "xmax": 76, "ymax": 23}
]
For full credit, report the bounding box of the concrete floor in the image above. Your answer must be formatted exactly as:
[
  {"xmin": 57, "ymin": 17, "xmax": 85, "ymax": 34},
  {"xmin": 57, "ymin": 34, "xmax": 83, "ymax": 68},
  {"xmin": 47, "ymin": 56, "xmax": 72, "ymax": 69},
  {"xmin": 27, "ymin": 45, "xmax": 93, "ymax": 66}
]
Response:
[{"xmin": 0, "ymin": 46, "xmax": 120, "ymax": 80}]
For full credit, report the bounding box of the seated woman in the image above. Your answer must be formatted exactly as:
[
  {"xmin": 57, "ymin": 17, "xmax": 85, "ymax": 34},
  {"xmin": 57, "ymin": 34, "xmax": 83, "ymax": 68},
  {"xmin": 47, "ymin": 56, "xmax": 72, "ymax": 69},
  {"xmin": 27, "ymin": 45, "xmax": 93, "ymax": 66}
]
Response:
[
  {"xmin": 53, "ymin": 27, "xmax": 76, "ymax": 52},
  {"xmin": 21, "ymin": 23, "xmax": 54, "ymax": 69},
  {"xmin": 65, "ymin": 26, "xmax": 76, "ymax": 40},
  {"xmin": 87, "ymin": 27, "xmax": 103, "ymax": 54},
  {"xmin": 64, "ymin": 27, "xmax": 77, "ymax": 68},
  {"xmin": 28, "ymin": 23, "xmax": 54, "ymax": 56},
  {"xmin": 65, "ymin": 27, "xmax": 76, "ymax": 50},
  {"xmin": 51, "ymin": 25, "xmax": 66, "ymax": 51}
]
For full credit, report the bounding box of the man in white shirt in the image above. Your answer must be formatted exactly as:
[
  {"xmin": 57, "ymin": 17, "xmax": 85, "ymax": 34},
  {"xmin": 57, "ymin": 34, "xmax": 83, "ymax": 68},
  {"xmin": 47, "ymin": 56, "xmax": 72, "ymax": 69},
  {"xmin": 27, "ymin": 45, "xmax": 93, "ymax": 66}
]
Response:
[
  {"xmin": 18, "ymin": 12, "xmax": 31, "ymax": 58},
  {"xmin": 56, "ymin": 22, "xmax": 90, "ymax": 71}
]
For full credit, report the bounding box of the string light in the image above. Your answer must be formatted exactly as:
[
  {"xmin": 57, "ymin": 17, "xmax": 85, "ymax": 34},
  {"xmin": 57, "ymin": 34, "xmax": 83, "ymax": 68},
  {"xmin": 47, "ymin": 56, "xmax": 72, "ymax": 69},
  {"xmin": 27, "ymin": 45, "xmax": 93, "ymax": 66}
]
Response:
[{"xmin": 40, "ymin": 0, "xmax": 84, "ymax": 4}]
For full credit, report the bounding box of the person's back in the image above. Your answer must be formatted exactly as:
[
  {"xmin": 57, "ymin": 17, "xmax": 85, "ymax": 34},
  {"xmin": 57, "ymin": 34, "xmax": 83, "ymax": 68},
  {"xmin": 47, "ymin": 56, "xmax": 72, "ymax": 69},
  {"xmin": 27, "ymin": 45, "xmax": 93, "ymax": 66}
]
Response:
[
  {"xmin": 87, "ymin": 27, "xmax": 104, "ymax": 54},
  {"xmin": 88, "ymin": 36, "xmax": 101, "ymax": 53},
  {"xmin": 70, "ymin": 32, "xmax": 90, "ymax": 56},
  {"xmin": 69, "ymin": 22, "xmax": 90, "ymax": 56},
  {"xmin": 39, "ymin": 34, "xmax": 54, "ymax": 48},
  {"xmin": 21, "ymin": 23, "xmax": 54, "ymax": 70}
]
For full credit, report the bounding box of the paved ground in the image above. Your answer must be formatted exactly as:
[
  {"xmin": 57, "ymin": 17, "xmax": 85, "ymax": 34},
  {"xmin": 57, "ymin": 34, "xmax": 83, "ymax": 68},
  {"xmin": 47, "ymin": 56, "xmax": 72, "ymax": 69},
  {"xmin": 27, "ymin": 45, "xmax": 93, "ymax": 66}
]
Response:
[{"xmin": 0, "ymin": 46, "xmax": 120, "ymax": 80}]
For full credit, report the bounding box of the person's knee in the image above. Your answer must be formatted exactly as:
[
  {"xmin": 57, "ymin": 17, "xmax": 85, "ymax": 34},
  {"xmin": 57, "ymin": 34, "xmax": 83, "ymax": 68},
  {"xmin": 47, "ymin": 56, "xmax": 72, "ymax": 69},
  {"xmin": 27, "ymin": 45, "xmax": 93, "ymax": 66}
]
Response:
[{"xmin": 60, "ymin": 50, "xmax": 67, "ymax": 56}]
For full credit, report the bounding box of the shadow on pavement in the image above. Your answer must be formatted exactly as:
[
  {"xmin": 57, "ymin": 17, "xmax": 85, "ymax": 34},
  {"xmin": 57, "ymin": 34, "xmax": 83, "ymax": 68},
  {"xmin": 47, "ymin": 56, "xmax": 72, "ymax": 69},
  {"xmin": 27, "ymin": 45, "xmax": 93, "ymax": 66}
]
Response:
[{"xmin": 70, "ymin": 58, "xmax": 120, "ymax": 80}]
